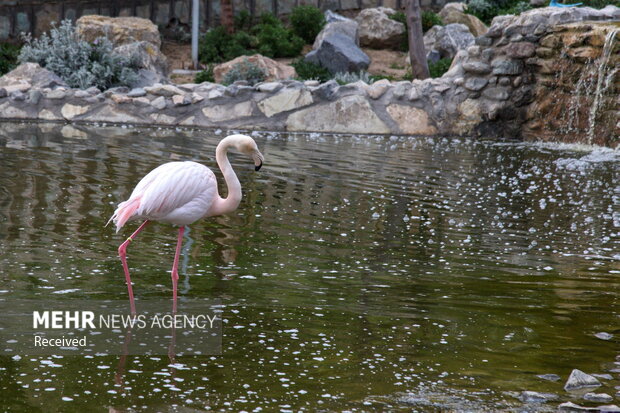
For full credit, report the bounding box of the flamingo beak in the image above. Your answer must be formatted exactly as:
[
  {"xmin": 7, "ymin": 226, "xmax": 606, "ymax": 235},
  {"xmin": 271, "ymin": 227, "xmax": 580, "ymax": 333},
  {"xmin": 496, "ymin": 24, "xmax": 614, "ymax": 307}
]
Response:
[{"xmin": 253, "ymin": 151, "xmax": 264, "ymax": 171}]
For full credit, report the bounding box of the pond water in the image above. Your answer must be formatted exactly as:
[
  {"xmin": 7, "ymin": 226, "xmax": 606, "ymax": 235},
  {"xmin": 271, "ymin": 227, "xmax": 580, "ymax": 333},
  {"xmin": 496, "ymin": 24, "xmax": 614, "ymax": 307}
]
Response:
[{"xmin": 0, "ymin": 122, "xmax": 618, "ymax": 411}]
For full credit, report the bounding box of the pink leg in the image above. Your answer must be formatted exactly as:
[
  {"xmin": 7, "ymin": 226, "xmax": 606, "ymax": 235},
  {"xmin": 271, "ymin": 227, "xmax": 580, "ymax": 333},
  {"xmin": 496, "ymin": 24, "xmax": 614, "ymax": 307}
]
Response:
[
  {"xmin": 118, "ymin": 220, "xmax": 150, "ymax": 315},
  {"xmin": 171, "ymin": 226, "xmax": 185, "ymax": 314}
]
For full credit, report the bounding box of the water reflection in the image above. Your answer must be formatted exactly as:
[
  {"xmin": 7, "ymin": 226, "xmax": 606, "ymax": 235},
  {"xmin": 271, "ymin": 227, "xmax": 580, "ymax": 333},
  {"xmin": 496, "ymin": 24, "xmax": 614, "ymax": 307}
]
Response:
[{"xmin": 0, "ymin": 122, "xmax": 618, "ymax": 411}]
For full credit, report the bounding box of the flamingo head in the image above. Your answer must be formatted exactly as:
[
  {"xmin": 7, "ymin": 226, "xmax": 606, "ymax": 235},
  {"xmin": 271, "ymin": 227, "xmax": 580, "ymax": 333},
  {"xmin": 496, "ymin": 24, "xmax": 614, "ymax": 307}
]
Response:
[{"xmin": 232, "ymin": 135, "xmax": 264, "ymax": 171}]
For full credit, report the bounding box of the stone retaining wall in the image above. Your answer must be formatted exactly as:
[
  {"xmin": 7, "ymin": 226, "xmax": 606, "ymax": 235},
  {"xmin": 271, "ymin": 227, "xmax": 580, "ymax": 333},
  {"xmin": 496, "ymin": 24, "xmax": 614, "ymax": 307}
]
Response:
[{"xmin": 0, "ymin": 7, "xmax": 618, "ymax": 146}]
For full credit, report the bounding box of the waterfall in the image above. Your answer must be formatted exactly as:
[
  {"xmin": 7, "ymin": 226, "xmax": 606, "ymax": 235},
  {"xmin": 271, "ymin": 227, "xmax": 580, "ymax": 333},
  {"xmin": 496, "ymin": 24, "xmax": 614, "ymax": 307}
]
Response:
[{"xmin": 586, "ymin": 28, "xmax": 618, "ymax": 144}]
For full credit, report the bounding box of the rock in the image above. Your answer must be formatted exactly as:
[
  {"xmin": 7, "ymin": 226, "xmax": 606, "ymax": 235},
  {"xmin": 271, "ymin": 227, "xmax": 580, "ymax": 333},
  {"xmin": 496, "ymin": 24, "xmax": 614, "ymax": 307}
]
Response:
[
  {"xmin": 355, "ymin": 7, "xmax": 405, "ymax": 49},
  {"xmin": 0, "ymin": 62, "xmax": 66, "ymax": 91},
  {"xmin": 595, "ymin": 332, "xmax": 614, "ymax": 340},
  {"xmin": 565, "ymin": 369, "xmax": 602, "ymax": 391},
  {"xmin": 583, "ymin": 393, "xmax": 613, "ymax": 403},
  {"xmin": 0, "ymin": 88, "xmax": 6, "ymax": 98},
  {"xmin": 28, "ymin": 90, "xmax": 42, "ymax": 104},
  {"xmin": 150, "ymin": 113, "xmax": 177, "ymax": 124},
  {"xmin": 74, "ymin": 90, "xmax": 91, "ymax": 98},
  {"xmin": 208, "ymin": 89, "xmax": 224, "ymax": 99},
  {"xmin": 314, "ymin": 15, "xmax": 359, "ymax": 49},
  {"xmin": 424, "ymin": 24, "xmax": 475, "ymax": 60},
  {"xmin": 325, "ymin": 10, "xmax": 349, "ymax": 23},
  {"xmin": 367, "ymin": 79, "xmax": 391, "ymax": 99},
  {"xmin": 439, "ymin": 2, "xmax": 488, "ymax": 37},
  {"xmin": 464, "ymin": 77, "xmax": 488, "ymax": 91},
  {"xmin": 304, "ymin": 80, "xmax": 320, "ymax": 87},
  {"xmin": 504, "ymin": 41, "xmax": 537, "ymax": 58},
  {"xmin": 145, "ymin": 84, "xmax": 185, "ymax": 97},
  {"xmin": 286, "ymin": 95, "xmax": 390, "ymax": 134},
  {"xmin": 61, "ymin": 103, "xmax": 89, "ymax": 120},
  {"xmin": 46, "ymin": 89, "xmax": 67, "ymax": 99},
  {"xmin": 190, "ymin": 93, "xmax": 204, "ymax": 104},
  {"xmin": 313, "ymin": 80, "xmax": 339, "ymax": 100},
  {"xmin": 111, "ymin": 94, "xmax": 131, "ymax": 104},
  {"xmin": 559, "ymin": 401, "xmax": 620, "ymax": 412},
  {"xmin": 258, "ymin": 88, "xmax": 313, "ymax": 118},
  {"xmin": 213, "ymin": 54, "xmax": 296, "ymax": 84},
  {"xmin": 76, "ymin": 15, "xmax": 161, "ymax": 48},
  {"xmin": 172, "ymin": 94, "xmax": 191, "ymax": 106},
  {"xmin": 127, "ymin": 88, "xmax": 147, "ymax": 97},
  {"xmin": 0, "ymin": 102, "xmax": 28, "ymax": 118},
  {"xmin": 305, "ymin": 34, "xmax": 370, "ymax": 75},
  {"xmin": 592, "ymin": 374, "xmax": 614, "ymax": 380},
  {"xmin": 491, "ymin": 58, "xmax": 524, "ymax": 75},
  {"xmin": 462, "ymin": 61, "xmax": 492, "ymax": 74},
  {"xmin": 518, "ymin": 391, "xmax": 558, "ymax": 403},
  {"xmin": 38, "ymin": 109, "xmax": 57, "ymax": 120},
  {"xmin": 483, "ymin": 86, "xmax": 510, "ymax": 100},
  {"xmin": 61, "ymin": 125, "xmax": 88, "ymax": 139},
  {"xmin": 89, "ymin": 105, "xmax": 144, "ymax": 123},
  {"xmin": 85, "ymin": 86, "xmax": 100, "ymax": 95},
  {"xmin": 113, "ymin": 41, "xmax": 169, "ymax": 78},
  {"xmin": 387, "ymin": 104, "xmax": 437, "ymax": 135},
  {"xmin": 202, "ymin": 101, "xmax": 255, "ymax": 121},
  {"xmin": 150, "ymin": 96, "xmax": 167, "ymax": 110},
  {"xmin": 256, "ymin": 82, "xmax": 283, "ymax": 93},
  {"xmin": 10, "ymin": 91, "xmax": 26, "ymax": 101}
]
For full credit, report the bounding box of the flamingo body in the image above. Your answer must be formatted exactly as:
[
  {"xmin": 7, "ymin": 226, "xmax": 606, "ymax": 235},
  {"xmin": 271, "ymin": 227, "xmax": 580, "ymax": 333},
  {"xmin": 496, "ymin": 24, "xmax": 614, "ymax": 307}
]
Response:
[{"xmin": 111, "ymin": 161, "xmax": 218, "ymax": 231}]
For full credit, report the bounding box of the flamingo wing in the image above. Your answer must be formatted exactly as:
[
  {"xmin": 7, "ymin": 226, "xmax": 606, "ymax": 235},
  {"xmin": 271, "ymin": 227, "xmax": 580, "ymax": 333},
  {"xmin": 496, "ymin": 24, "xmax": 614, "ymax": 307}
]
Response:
[{"xmin": 111, "ymin": 161, "xmax": 218, "ymax": 231}]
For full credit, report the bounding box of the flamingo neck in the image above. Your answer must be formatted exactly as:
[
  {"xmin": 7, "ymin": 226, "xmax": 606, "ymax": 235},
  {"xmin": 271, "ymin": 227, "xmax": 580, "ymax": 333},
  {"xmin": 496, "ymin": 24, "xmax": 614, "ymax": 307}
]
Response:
[{"xmin": 210, "ymin": 137, "xmax": 242, "ymax": 216}]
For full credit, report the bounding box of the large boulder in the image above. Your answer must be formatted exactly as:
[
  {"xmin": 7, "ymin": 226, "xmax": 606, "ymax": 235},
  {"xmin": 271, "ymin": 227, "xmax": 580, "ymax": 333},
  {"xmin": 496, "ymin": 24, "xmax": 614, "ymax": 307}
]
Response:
[
  {"xmin": 305, "ymin": 33, "xmax": 370, "ymax": 75},
  {"xmin": 76, "ymin": 16, "xmax": 161, "ymax": 49},
  {"xmin": 114, "ymin": 41, "xmax": 168, "ymax": 75},
  {"xmin": 213, "ymin": 54, "xmax": 296, "ymax": 84},
  {"xmin": 439, "ymin": 3, "xmax": 488, "ymax": 37},
  {"xmin": 313, "ymin": 11, "xmax": 359, "ymax": 49},
  {"xmin": 0, "ymin": 62, "xmax": 67, "ymax": 93},
  {"xmin": 355, "ymin": 7, "xmax": 406, "ymax": 49},
  {"xmin": 423, "ymin": 23, "xmax": 475, "ymax": 60}
]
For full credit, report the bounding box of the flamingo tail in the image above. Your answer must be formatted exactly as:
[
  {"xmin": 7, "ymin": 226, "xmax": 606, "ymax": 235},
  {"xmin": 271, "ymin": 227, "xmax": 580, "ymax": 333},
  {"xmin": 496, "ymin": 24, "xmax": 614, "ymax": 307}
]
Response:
[{"xmin": 107, "ymin": 197, "xmax": 141, "ymax": 233}]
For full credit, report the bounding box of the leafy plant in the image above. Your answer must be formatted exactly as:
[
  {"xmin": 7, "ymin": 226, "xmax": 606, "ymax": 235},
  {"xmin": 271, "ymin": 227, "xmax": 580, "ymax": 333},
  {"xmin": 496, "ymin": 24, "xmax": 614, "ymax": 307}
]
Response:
[
  {"xmin": 222, "ymin": 58, "xmax": 267, "ymax": 85},
  {"xmin": 422, "ymin": 11, "xmax": 444, "ymax": 32},
  {"xmin": 195, "ymin": 64, "xmax": 215, "ymax": 83},
  {"xmin": 234, "ymin": 10, "xmax": 253, "ymax": 32},
  {"xmin": 333, "ymin": 70, "xmax": 375, "ymax": 85},
  {"xmin": 198, "ymin": 26, "xmax": 255, "ymax": 64},
  {"xmin": 0, "ymin": 43, "xmax": 21, "ymax": 76},
  {"xmin": 290, "ymin": 5, "xmax": 326, "ymax": 44},
  {"xmin": 428, "ymin": 57, "xmax": 452, "ymax": 78},
  {"xmin": 291, "ymin": 58, "xmax": 332, "ymax": 82},
  {"xmin": 466, "ymin": 0, "xmax": 498, "ymax": 24},
  {"xmin": 389, "ymin": 11, "xmax": 409, "ymax": 51},
  {"xmin": 199, "ymin": 12, "xmax": 303, "ymax": 63},
  {"xmin": 18, "ymin": 19, "xmax": 138, "ymax": 90}
]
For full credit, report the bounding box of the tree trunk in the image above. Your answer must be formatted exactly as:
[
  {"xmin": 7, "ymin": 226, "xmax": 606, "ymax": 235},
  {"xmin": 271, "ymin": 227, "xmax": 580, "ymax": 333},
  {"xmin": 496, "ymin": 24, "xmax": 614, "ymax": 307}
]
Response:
[
  {"xmin": 221, "ymin": 0, "xmax": 234, "ymax": 33},
  {"xmin": 406, "ymin": 0, "xmax": 429, "ymax": 79}
]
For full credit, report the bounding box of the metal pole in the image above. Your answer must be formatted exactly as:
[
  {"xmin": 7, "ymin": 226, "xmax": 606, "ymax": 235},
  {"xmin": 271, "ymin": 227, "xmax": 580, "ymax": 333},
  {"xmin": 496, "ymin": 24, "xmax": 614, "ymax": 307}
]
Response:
[{"xmin": 191, "ymin": 0, "xmax": 199, "ymax": 69}]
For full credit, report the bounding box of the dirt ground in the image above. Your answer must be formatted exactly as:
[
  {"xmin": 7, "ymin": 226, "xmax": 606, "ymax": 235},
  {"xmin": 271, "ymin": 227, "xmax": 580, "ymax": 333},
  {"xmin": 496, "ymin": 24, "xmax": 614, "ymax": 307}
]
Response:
[{"xmin": 162, "ymin": 40, "xmax": 409, "ymax": 84}]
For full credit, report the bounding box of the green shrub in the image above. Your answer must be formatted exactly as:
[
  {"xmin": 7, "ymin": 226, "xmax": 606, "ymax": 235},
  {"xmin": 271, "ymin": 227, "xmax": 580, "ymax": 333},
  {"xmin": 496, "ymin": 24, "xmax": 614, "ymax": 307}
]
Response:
[
  {"xmin": 291, "ymin": 58, "xmax": 332, "ymax": 82},
  {"xmin": 199, "ymin": 12, "xmax": 303, "ymax": 63},
  {"xmin": 234, "ymin": 10, "xmax": 253, "ymax": 31},
  {"xmin": 18, "ymin": 19, "xmax": 138, "ymax": 90},
  {"xmin": 389, "ymin": 11, "xmax": 409, "ymax": 51},
  {"xmin": 222, "ymin": 58, "xmax": 267, "ymax": 85},
  {"xmin": 290, "ymin": 5, "xmax": 326, "ymax": 44},
  {"xmin": 195, "ymin": 64, "xmax": 214, "ymax": 83},
  {"xmin": 422, "ymin": 10, "xmax": 444, "ymax": 32},
  {"xmin": 198, "ymin": 26, "xmax": 255, "ymax": 64},
  {"xmin": 0, "ymin": 43, "xmax": 20, "ymax": 76},
  {"xmin": 466, "ymin": 0, "xmax": 499, "ymax": 24},
  {"xmin": 255, "ymin": 23, "xmax": 304, "ymax": 58},
  {"xmin": 428, "ymin": 58, "xmax": 452, "ymax": 78}
]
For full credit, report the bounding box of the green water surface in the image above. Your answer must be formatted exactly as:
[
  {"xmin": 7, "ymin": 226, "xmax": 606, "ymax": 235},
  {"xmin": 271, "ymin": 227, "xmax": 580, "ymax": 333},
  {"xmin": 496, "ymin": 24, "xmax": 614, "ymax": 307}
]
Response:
[{"xmin": 0, "ymin": 122, "xmax": 618, "ymax": 412}]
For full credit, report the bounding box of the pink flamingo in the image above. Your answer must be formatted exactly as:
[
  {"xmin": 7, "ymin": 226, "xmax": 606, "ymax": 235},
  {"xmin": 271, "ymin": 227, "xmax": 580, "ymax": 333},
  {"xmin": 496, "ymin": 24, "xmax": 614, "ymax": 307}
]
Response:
[{"xmin": 108, "ymin": 134, "xmax": 264, "ymax": 314}]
